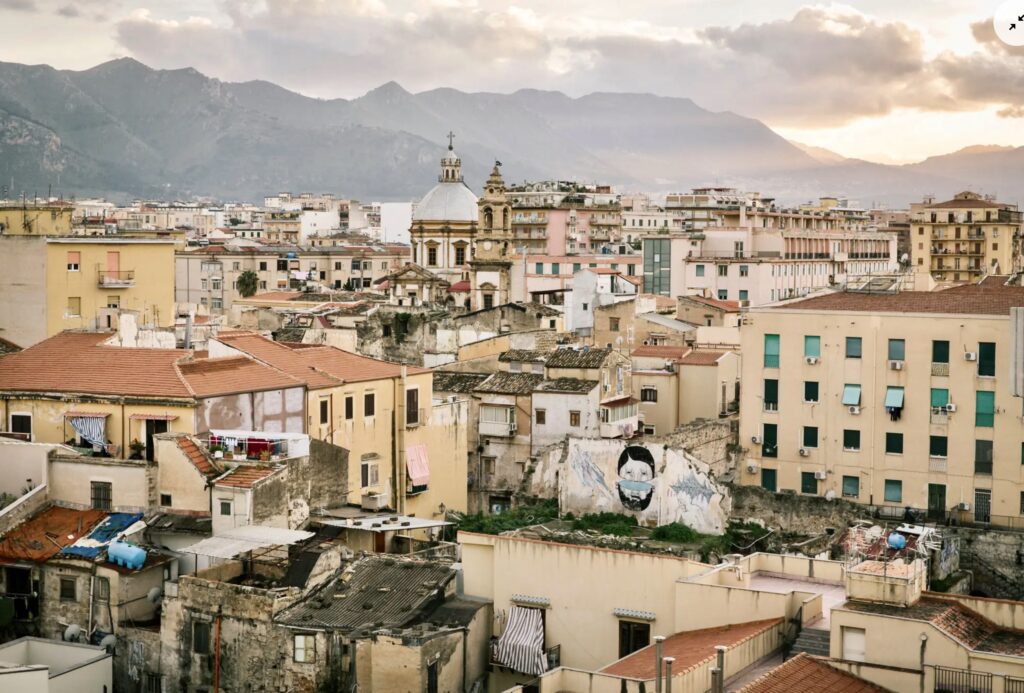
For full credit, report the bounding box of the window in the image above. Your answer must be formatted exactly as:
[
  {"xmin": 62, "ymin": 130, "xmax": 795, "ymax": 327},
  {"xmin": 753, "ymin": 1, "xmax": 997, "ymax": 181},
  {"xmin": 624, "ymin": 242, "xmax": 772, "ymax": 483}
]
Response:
[
  {"xmin": 695, "ymin": 265, "xmax": 705, "ymax": 277},
  {"xmin": 90, "ymin": 481, "xmax": 111, "ymax": 510},
  {"xmin": 160, "ymin": 493, "xmax": 172, "ymax": 507},
  {"xmin": 107, "ymin": 296, "xmax": 120, "ymax": 309},
  {"xmin": 884, "ymin": 479, "xmax": 902, "ymax": 503},
  {"xmin": 483, "ymin": 294, "xmax": 494, "ymax": 309},
  {"xmin": 60, "ymin": 577, "xmax": 76, "ymax": 601},
  {"xmin": 763, "ymin": 379, "xmax": 778, "ymax": 410},
  {"xmin": 932, "ymin": 340, "xmax": 949, "ymax": 364},
  {"xmin": 193, "ymin": 621, "xmax": 211, "ymax": 654},
  {"xmin": 291, "ymin": 633, "xmax": 317, "ymax": 663},
  {"xmin": 382, "ymin": 324, "xmax": 392, "ymax": 338},
  {"xmin": 842, "ymin": 627, "xmax": 866, "ymax": 662},
  {"xmin": 802, "ymin": 426, "xmax": 818, "ymax": 448},
  {"xmin": 739, "ymin": 290, "xmax": 748, "ymax": 301},
  {"xmin": 842, "ymin": 384, "xmax": 861, "ymax": 406},
  {"xmin": 929, "ymin": 435, "xmax": 948, "ymax": 457},
  {"xmin": 717, "ymin": 265, "xmax": 728, "ymax": 277},
  {"xmin": 842, "ymin": 476, "xmax": 860, "ymax": 498},
  {"xmin": 641, "ymin": 387, "xmax": 658, "ymax": 402},
  {"xmin": 739, "ymin": 265, "xmax": 749, "ymax": 277},
  {"xmin": 259, "ymin": 281, "xmax": 267, "ymax": 289},
  {"xmin": 360, "ymin": 460, "xmax": 380, "ymax": 488},
  {"xmin": 618, "ymin": 621, "xmax": 651, "ymax": 658},
  {"xmin": 843, "ymin": 430, "xmax": 860, "ymax": 451},
  {"xmin": 454, "ymin": 245, "xmax": 466, "ymax": 265},
  {"xmin": 259, "ymin": 261, "xmax": 268, "ymax": 271},
  {"xmin": 66, "ymin": 251, "xmax": 80, "ymax": 271},
  {"xmin": 232, "ymin": 262, "xmax": 240, "ymax": 271},
  {"xmin": 801, "ymin": 472, "xmax": 817, "ymax": 494},
  {"xmin": 344, "ymin": 396, "xmax": 354, "ymax": 421},
  {"xmin": 803, "ymin": 381, "xmax": 819, "ymax": 402},
  {"xmin": 10, "ymin": 413, "xmax": 31, "ymax": 440},
  {"xmin": 885, "ymin": 433, "xmax": 904, "ymax": 454},
  {"xmin": 551, "ymin": 263, "xmax": 560, "ymax": 275},
  {"xmin": 609, "ymin": 317, "xmax": 620, "ymax": 331},
  {"xmin": 884, "ymin": 386, "xmax": 904, "ymax": 410},
  {"xmin": 846, "ymin": 337, "xmax": 862, "ymax": 358},
  {"xmin": 211, "ymin": 297, "xmax": 222, "ymax": 310},
  {"xmin": 211, "ymin": 279, "xmax": 221, "ymax": 291},
  {"xmin": 319, "ymin": 399, "xmax": 329, "ymax": 425},
  {"xmin": 427, "ymin": 247, "xmax": 437, "ymax": 266},
  {"xmin": 535, "ymin": 409, "xmax": 546, "ymax": 425},
  {"xmin": 975, "ymin": 439, "xmax": 993, "ymax": 475},
  {"xmin": 219, "ymin": 500, "xmax": 232, "ymax": 516},
  {"xmin": 95, "ymin": 576, "xmax": 110, "ymax": 601},
  {"xmin": 717, "ymin": 290, "xmax": 728, "ymax": 301},
  {"xmin": 406, "ymin": 388, "xmax": 420, "ymax": 426},
  {"xmin": 572, "ymin": 263, "xmax": 581, "ymax": 273},
  {"xmin": 888, "ymin": 339, "xmax": 905, "ymax": 361},
  {"xmin": 763, "ymin": 334, "xmax": 780, "ymax": 368},
  {"xmin": 976, "ymin": 390, "xmax": 995, "ymax": 427},
  {"xmin": 364, "ymin": 393, "xmax": 375, "ymax": 417},
  {"xmin": 930, "ymin": 388, "xmax": 949, "ymax": 409},
  {"xmin": 804, "ymin": 336, "xmax": 821, "ymax": 359},
  {"xmin": 67, "ymin": 296, "xmax": 81, "ymax": 317},
  {"xmin": 760, "ymin": 468, "xmax": 777, "ymax": 492},
  {"xmin": 979, "ymin": 342, "xmax": 996, "ymax": 377},
  {"xmin": 762, "ymin": 423, "xmax": 778, "ymax": 458},
  {"xmin": 569, "ymin": 411, "xmax": 581, "ymax": 427},
  {"xmin": 535, "ymin": 262, "xmax": 544, "ymax": 274}
]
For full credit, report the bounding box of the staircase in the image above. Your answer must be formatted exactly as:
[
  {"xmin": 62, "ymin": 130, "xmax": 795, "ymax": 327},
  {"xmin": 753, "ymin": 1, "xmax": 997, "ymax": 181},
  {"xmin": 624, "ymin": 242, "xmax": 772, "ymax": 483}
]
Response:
[{"xmin": 788, "ymin": 627, "xmax": 830, "ymax": 658}]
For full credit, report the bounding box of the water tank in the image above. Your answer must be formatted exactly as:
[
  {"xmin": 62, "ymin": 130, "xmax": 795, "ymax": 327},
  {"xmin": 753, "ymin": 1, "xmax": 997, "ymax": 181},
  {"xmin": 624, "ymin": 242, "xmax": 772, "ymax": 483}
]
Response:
[
  {"xmin": 886, "ymin": 533, "xmax": 907, "ymax": 550},
  {"xmin": 108, "ymin": 540, "xmax": 146, "ymax": 570}
]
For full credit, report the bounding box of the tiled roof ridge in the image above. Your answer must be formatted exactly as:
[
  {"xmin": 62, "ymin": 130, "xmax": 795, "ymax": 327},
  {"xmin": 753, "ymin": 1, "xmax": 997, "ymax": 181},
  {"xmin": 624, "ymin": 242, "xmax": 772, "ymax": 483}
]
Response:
[
  {"xmin": 923, "ymin": 595, "xmax": 1002, "ymax": 647},
  {"xmin": 171, "ymin": 359, "xmax": 198, "ymax": 398},
  {"xmin": 675, "ymin": 618, "xmax": 782, "ymax": 675}
]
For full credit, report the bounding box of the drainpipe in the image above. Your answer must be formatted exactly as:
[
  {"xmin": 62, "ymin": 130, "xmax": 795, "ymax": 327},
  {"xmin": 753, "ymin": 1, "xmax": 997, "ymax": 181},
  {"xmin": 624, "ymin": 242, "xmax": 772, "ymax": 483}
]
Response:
[
  {"xmin": 214, "ymin": 613, "xmax": 222, "ymax": 692},
  {"xmin": 663, "ymin": 657, "xmax": 674, "ymax": 693},
  {"xmin": 396, "ymin": 366, "xmax": 408, "ymax": 514},
  {"xmin": 654, "ymin": 636, "xmax": 665, "ymax": 693},
  {"xmin": 919, "ymin": 633, "xmax": 928, "ymax": 693},
  {"xmin": 715, "ymin": 645, "xmax": 726, "ymax": 693}
]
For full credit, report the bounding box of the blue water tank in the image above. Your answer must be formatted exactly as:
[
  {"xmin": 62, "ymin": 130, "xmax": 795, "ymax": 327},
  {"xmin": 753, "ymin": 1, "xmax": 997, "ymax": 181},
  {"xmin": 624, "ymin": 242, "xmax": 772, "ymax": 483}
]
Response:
[
  {"xmin": 887, "ymin": 533, "xmax": 907, "ymax": 550},
  {"xmin": 108, "ymin": 540, "xmax": 146, "ymax": 570}
]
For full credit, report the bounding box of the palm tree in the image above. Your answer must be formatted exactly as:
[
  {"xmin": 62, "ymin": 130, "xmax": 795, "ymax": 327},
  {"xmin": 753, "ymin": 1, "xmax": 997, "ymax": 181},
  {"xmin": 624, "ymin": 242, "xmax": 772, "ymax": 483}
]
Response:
[{"xmin": 237, "ymin": 270, "xmax": 259, "ymax": 298}]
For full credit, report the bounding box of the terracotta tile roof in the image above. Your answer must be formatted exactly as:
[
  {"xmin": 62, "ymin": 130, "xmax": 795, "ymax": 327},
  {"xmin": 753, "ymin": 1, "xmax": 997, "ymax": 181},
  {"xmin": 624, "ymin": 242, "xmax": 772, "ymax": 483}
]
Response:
[
  {"xmin": 601, "ymin": 618, "xmax": 782, "ymax": 678},
  {"xmin": 216, "ymin": 332, "xmax": 425, "ymax": 388},
  {"xmin": 588, "ymin": 267, "xmax": 622, "ymax": 275},
  {"xmin": 631, "ymin": 345, "xmax": 690, "ymax": 360},
  {"xmin": 678, "ymin": 350, "xmax": 726, "ymax": 367},
  {"xmin": 499, "ymin": 349, "xmax": 549, "ymax": 363},
  {"xmin": 448, "ymin": 280, "xmax": 471, "ymax": 292},
  {"xmin": 737, "ymin": 653, "xmax": 888, "ymax": 693},
  {"xmin": 433, "ymin": 372, "xmax": 490, "ymax": 394},
  {"xmin": 175, "ymin": 435, "xmax": 218, "ymax": 478},
  {"xmin": 178, "ymin": 356, "xmax": 302, "ymax": 396},
  {"xmin": 474, "ymin": 372, "xmax": 544, "ymax": 395},
  {"xmin": 0, "ymin": 506, "xmax": 107, "ymax": 563},
  {"xmin": 843, "ymin": 594, "xmax": 1024, "ymax": 655},
  {"xmin": 778, "ymin": 283, "xmax": 1024, "ymax": 316},
  {"xmin": 535, "ymin": 378, "xmax": 598, "ymax": 394},
  {"xmin": 215, "ymin": 464, "xmax": 282, "ymax": 488},
  {"xmin": 545, "ymin": 346, "xmax": 613, "ymax": 369},
  {"xmin": 0, "ymin": 332, "xmax": 194, "ymax": 399},
  {"xmin": 926, "ymin": 196, "xmax": 1007, "ymax": 209},
  {"xmin": 681, "ymin": 295, "xmax": 741, "ymax": 311}
]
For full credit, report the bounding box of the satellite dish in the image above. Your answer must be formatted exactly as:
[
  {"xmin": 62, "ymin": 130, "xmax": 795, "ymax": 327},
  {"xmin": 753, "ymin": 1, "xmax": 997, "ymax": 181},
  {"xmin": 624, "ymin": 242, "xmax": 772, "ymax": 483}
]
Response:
[
  {"xmin": 63, "ymin": 624, "xmax": 83, "ymax": 642},
  {"xmin": 99, "ymin": 634, "xmax": 117, "ymax": 653},
  {"xmin": 146, "ymin": 587, "xmax": 163, "ymax": 605}
]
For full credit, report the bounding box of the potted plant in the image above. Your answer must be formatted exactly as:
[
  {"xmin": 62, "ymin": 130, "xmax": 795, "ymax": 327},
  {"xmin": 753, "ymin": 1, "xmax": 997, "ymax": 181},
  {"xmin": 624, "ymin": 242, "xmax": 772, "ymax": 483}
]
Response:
[
  {"xmin": 259, "ymin": 449, "xmax": 272, "ymax": 462},
  {"xmin": 128, "ymin": 439, "xmax": 145, "ymax": 460},
  {"xmin": 209, "ymin": 443, "xmax": 225, "ymax": 459}
]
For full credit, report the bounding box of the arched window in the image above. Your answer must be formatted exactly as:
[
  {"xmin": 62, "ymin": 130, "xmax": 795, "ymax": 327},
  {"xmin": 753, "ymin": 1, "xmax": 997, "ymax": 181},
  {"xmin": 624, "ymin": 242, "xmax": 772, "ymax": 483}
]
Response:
[
  {"xmin": 502, "ymin": 208, "xmax": 509, "ymax": 230},
  {"xmin": 484, "ymin": 208, "xmax": 493, "ymax": 230}
]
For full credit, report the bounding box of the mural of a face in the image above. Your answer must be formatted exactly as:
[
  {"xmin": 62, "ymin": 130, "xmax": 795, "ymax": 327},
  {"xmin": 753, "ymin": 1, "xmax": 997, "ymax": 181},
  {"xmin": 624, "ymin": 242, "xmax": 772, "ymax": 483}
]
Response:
[{"xmin": 616, "ymin": 446, "xmax": 656, "ymax": 511}]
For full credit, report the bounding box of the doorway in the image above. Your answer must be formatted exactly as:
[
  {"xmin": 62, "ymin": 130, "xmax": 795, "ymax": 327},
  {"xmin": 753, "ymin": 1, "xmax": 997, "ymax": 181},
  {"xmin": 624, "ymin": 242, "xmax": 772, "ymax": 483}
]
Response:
[
  {"xmin": 145, "ymin": 419, "xmax": 169, "ymax": 462},
  {"xmin": 927, "ymin": 484, "xmax": 946, "ymax": 521}
]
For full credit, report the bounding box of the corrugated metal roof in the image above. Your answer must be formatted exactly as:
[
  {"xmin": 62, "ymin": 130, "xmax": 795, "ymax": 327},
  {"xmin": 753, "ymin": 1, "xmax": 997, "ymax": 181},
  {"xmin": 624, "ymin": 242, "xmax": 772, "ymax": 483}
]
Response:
[{"xmin": 180, "ymin": 525, "xmax": 314, "ymax": 559}]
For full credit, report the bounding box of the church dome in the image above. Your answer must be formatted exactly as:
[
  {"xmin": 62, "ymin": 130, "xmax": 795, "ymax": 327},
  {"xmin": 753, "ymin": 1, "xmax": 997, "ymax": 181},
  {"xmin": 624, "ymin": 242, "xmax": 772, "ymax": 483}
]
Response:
[{"xmin": 413, "ymin": 180, "xmax": 479, "ymax": 223}]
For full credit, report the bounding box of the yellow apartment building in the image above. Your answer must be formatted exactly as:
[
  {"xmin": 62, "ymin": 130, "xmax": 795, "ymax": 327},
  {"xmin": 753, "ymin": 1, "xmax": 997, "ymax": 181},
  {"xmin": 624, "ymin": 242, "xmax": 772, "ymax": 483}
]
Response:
[
  {"xmin": 0, "ymin": 202, "xmax": 74, "ymax": 236},
  {"xmin": 0, "ymin": 235, "xmax": 175, "ymax": 347},
  {"xmin": 910, "ymin": 191, "xmax": 1022, "ymax": 282},
  {"xmin": 738, "ymin": 282, "xmax": 1024, "ymax": 524}
]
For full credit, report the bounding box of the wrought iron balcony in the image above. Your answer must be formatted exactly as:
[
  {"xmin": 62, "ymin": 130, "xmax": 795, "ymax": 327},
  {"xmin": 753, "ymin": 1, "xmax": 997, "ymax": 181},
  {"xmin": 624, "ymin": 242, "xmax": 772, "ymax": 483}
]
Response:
[{"xmin": 97, "ymin": 269, "xmax": 135, "ymax": 288}]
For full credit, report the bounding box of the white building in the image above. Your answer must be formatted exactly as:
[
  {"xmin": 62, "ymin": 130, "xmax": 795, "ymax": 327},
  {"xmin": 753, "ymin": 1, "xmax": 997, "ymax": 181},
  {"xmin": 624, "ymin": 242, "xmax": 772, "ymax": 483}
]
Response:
[
  {"xmin": 566, "ymin": 268, "xmax": 638, "ymax": 336},
  {"xmin": 0, "ymin": 637, "xmax": 112, "ymax": 693}
]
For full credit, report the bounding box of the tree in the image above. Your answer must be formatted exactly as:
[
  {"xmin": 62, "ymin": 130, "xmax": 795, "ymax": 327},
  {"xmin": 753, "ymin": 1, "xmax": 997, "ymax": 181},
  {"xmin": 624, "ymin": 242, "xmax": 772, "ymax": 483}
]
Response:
[{"xmin": 237, "ymin": 270, "xmax": 259, "ymax": 298}]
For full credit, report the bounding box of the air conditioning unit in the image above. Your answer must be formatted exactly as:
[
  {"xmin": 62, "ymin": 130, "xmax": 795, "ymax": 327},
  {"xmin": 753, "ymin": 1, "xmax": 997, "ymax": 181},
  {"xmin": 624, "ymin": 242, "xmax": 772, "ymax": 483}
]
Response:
[
  {"xmin": 751, "ymin": 435, "xmax": 762, "ymax": 445},
  {"xmin": 746, "ymin": 462, "xmax": 759, "ymax": 474},
  {"xmin": 805, "ymin": 356, "xmax": 819, "ymax": 365},
  {"xmin": 848, "ymin": 405, "xmax": 861, "ymax": 415},
  {"xmin": 957, "ymin": 502, "xmax": 971, "ymax": 511},
  {"xmin": 798, "ymin": 447, "xmax": 810, "ymax": 457},
  {"xmin": 888, "ymin": 360, "xmax": 904, "ymax": 370},
  {"xmin": 814, "ymin": 471, "xmax": 827, "ymax": 480},
  {"xmin": 945, "ymin": 403, "xmax": 957, "ymax": 413},
  {"xmin": 361, "ymin": 493, "xmax": 387, "ymax": 511},
  {"xmin": 964, "ymin": 352, "xmax": 978, "ymax": 361}
]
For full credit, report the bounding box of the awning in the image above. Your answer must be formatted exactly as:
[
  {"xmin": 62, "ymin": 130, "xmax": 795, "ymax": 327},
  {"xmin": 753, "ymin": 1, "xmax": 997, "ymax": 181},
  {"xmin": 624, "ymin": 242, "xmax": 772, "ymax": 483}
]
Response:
[
  {"xmin": 884, "ymin": 387, "xmax": 905, "ymax": 408},
  {"xmin": 842, "ymin": 384, "xmax": 862, "ymax": 406},
  {"xmin": 406, "ymin": 444, "xmax": 430, "ymax": 486},
  {"xmin": 67, "ymin": 413, "xmax": 108, "ymax": 448},
  {"xmin": 494, "ymin": 606, "xmax": 548, "ymax": 676},
  {"xmin": 180, "ymin": 525, "xmax": 314, "ymax": 560},
  {"xmin": 62, "ymin": 411, "xmax": 110, "ymax": 418},
  {"xmin": 129, "ymin": 414, "xmax": 179, "ymax": 421}
]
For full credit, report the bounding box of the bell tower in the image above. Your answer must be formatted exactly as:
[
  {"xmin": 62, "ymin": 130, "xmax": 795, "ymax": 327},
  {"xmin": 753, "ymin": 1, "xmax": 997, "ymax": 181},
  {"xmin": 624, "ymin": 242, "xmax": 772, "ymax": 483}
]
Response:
[
  {"xmin": 469, "ymin": 161, "xmax": 513, "ymax": 310},
  {"xmin": 440, "ymin": 131, "xmax": 463, "ymax": 183}
]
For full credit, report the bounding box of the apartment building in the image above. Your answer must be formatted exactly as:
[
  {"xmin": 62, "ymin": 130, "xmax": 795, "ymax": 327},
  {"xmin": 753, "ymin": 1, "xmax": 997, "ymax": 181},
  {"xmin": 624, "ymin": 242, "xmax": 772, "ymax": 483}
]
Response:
[
  {"xmin": 0, "ymin": 235, "xmax": 175, "ymax": 347},
  {"xmin": 0, "ymin": 201, "xmax": 74, "ymax": 236},
  {"xmin": 738, "ymin": 282, "xmax": 1024, "ymax": 524},
  {"xmin": 909, "ymin": 191, "xmax": 1022, "ymax": 282},
  {"xmin": 508, "ymin": 181, "xmax": 622, "ymax": 254}
]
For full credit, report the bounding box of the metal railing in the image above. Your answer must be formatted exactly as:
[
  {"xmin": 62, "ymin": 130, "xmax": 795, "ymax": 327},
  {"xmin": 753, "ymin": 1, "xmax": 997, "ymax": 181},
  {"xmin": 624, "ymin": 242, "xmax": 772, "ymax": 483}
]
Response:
[
  {"xmin": 934, "ymin": 666, "xmax": 991, "ymax": 692},
  {"xmin": 489, "ymin": 642, "xmax": 561, "ymax": 673},
  {"xmin": 97, "ymin": 269, "xmax": 136, "ymax": 287},
  {"xmin": 203, "ymin": 434, "xmax": 288, "ymax": 460}
]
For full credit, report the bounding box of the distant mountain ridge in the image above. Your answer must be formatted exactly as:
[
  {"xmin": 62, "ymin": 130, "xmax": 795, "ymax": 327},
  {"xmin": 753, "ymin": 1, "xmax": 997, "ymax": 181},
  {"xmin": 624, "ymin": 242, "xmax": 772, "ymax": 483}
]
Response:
[{"xmin": 0, "ymin": 58, "xmax": 1022, "ymax": 206}]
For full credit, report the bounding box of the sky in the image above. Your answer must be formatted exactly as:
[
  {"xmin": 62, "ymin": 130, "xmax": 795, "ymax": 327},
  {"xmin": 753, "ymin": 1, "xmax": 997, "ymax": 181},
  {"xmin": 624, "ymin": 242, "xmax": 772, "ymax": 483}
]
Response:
[{"xmin": 1, "ymin": 0, "xmax": 1022, "ymax": 164}]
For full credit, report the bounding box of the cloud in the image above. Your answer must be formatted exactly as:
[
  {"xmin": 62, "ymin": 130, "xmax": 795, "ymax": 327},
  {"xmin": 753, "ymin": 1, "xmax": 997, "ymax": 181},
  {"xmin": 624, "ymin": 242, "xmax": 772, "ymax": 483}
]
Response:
[
  {"xmin": 0, "ymin": 0, "xmax": 37, "ymax": 11},
  {"xmin": 55, "ymin": 4, "xmax": 78, "ymax": 17},
  {"xmin": 107, "ymin": 2, "xmax": 1024, "ymax": 128}
]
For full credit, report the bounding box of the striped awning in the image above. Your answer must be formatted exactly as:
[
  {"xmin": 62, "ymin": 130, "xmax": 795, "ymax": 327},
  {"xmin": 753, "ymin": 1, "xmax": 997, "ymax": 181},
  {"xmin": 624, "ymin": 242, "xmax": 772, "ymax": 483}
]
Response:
[
  {"xmin": 62, "ymin": 411, "xmax": 110, "ymax": 418},
  {"xmin": 494, "ymin": 606, "xmax": 547, "ymax": 676},
  {"xmin": 129, "ymin": 414, "xmax": 179, "ymax": 421}
]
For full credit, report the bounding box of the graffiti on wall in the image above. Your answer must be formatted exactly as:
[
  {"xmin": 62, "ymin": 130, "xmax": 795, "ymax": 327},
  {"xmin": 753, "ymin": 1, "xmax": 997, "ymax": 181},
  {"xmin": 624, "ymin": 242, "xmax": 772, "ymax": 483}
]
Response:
[{"xmin": 562, "ymin": 438, "xmax": 729, "ymax": 534}]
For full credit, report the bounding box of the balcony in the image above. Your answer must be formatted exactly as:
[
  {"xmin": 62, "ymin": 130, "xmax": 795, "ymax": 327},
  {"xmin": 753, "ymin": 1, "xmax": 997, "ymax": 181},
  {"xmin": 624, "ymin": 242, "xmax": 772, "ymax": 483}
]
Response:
[
  {"xmin": 479, "ymin": 420, "xmax": 517, "ymax": 438},
  {"xmin": 490, "ymin": 641, "xmax": 560, "ymax": 674},
  {"xmin": 600, "ymin": 398, "xmax": 639, "ymax": 438},
  {"xmin": 97, "ymin": 269, "xmax": 135, "ymax": 288}
]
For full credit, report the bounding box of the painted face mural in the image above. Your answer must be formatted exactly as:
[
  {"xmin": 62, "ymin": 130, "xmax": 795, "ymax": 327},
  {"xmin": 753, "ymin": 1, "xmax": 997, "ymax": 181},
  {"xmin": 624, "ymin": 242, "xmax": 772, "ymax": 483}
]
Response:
[{"xmin": 616, "ymin": 446, "xmax": 656, "ymax": 511}]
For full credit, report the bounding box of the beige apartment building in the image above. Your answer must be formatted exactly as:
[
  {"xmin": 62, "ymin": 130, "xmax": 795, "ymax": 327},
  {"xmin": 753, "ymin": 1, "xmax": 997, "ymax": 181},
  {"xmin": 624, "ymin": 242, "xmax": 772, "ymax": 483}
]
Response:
[
  {"xmin": 910, "ymin": 191, "xmax": 1022, "ymax": 282},
  {"xmin": 738, "ymin": 282, "xmax": 1024, "ymax": 524},
  {"xmin": 0, "ymin": 201, "xmax": 74, "ymax": 236}
]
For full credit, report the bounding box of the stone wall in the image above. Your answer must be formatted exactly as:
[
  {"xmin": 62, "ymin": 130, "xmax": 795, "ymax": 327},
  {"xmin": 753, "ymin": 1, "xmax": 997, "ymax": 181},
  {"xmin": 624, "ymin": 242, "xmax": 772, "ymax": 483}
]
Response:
[
  {"xmin": 116, "ymin": 625, "xmax": 162, "ymax": 693},
  {"xmin": 657, "ymin": 419, "xmax": 737, "ymax": 478},
  {"xmin": 288, "ymin": 439, "xmax": 349, "ymax": 523}
]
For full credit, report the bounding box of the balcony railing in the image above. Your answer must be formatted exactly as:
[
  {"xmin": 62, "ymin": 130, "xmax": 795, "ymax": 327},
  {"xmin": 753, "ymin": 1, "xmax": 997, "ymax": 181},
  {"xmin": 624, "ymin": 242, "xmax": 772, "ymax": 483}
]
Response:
[
  {"xmin": 479, "ymin": 420, "xmax": 517, "ymax": 438},
  {"xmin": 489, "ymin": 642, "xmax": 560, "ymax": 674},
  {"xmin": 97, "ymin": 269, "xmax": 135, "ymax": 288}
]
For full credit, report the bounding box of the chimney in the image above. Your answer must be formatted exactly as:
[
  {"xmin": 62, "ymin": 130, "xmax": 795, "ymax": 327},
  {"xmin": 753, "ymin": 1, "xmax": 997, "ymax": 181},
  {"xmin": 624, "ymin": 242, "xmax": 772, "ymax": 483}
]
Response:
[
  {"xmin": 654, "ymin": 636, "xmax": 665, "ymax": 693},
  {"xmin": 663, "ymin": 656, "xmax": 675, "ymax": 693}
]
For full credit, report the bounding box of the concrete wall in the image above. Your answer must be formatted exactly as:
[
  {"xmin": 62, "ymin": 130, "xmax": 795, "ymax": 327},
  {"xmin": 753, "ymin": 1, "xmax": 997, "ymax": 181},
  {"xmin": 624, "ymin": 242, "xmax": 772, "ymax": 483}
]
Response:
[
  {"xmin": 153, "ymin": 435, "xmax": 211, "ymax": 515},
  {"xmin": 48, "ymin": 455, "xmax": 152, "ymax": 512},
  {"xmin": 196, "ymin": 387, "xmax": 305, "ymax": 435},
  {"xmin": 0, "ymin": 441, "xmax": 52, "ymax": 496},
  {"xmin": 0, "ymin": 236, "xmax": 47, "ymax": 347}
]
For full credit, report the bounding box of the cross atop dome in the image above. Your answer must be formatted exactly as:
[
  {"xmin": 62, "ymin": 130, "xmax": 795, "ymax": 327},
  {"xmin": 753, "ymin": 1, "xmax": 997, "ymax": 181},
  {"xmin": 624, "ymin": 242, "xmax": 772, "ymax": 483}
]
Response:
[
  {"xmin": 447, "ymin": 130, "xmax": 455, "ymax": 150},
  {"xmin": 439, "ymin": 131, "xmax": 463, "ymax": 182}
]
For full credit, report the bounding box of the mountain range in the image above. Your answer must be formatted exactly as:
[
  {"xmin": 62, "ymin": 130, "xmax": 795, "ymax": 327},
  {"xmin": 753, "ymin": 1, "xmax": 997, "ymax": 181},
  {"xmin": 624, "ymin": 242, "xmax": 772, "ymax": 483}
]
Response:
[{"xmin": 0, "ymin": 58, "xmax": 1022, "ymax": 206}]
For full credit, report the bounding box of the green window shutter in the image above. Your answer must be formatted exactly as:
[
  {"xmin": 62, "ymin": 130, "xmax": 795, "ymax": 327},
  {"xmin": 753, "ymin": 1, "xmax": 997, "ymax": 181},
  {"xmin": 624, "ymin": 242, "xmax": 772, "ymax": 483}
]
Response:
[
  {"xmin": 979, "ymin": 342, "xmax": 996, "ymax": 377},
  {"xmin": 535, "ymin": 263, "xmax": 543, "ymax": 274},
  {"xmin": 930, "ymin": 388, "xmax": 949, "ymax": 408},
  {"xmin": 696, "ymin": 265, "xmax": 705, "ymax": 277},
  {"xmin": 885, "ymin": 433, "xmax": 903, "ymax": 454},
  {"xmin": 761, "ymin": 468, "xmax": 777, "ymax": 492},
  {"xmin": 801, "ymin": 472, "xmax": 817, "ymax": 494},
  {"xmin": 846, "ymin": 337, "xmax": 862, "ymax": 358},
  {"xmin": 842, "ymin": 476, "xmax": 859, "ymax": 497},
  {"xmin": 764, "ymin": 334, "xmax": 780, "ymax": 368},
  {"xmin": 929, "ymin": 435, "xmax": 948, "ymax": 457},
  {"xmin": 932, "ymin": 340, "xmax": 949, "ymax": 364},
  {"xmin": 976, "ymin": 390, "xmax": 995, "ymax": 427},
  {"xmin": 888, "ymin": 339, "xmax": 905, "ymax": 361},
  {"xmin": 884, "ymin": 480, "xmax": 902, "ymax": 503},
  {"xmin": 804, "ymin": 381, "xmax": 819, "ymax": 402},
  {"xmin": 763, "ymin": 379, "xmax": 779, "ymax": 405},
  {"xmin": 804, "ymin": 336, "xmax": 821, "ymax": 358},
  {"xmin": 884, "ymin": 387, "xmax": 905, "ymax": 408},
  {"xmin": 842, "ymin": 384, "xmax": 861, "ymax": 406}
]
